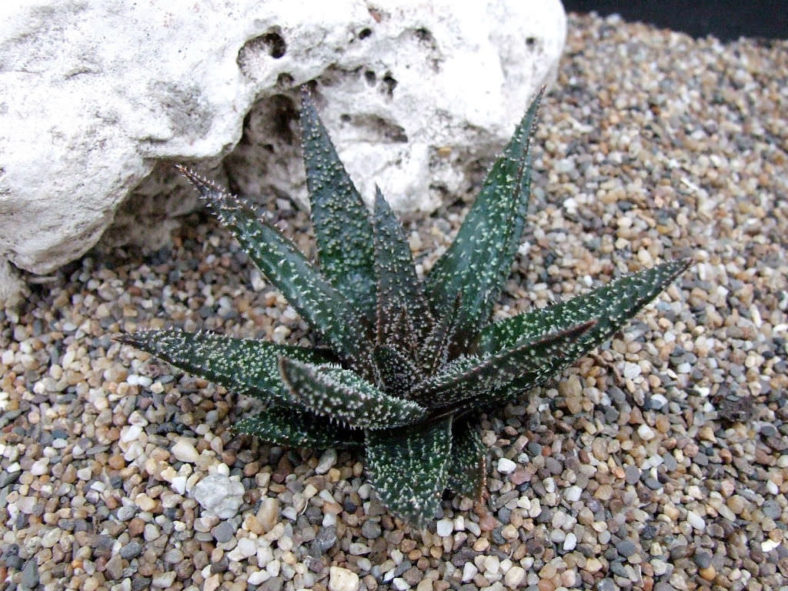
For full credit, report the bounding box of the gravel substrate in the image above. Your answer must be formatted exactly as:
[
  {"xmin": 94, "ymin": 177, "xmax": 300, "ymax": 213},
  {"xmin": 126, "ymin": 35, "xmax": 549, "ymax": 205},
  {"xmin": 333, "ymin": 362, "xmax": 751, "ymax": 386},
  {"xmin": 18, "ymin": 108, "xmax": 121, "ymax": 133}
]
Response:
[{"xmin": 2, "ymin": 12, "xmax": 787, "ymax": 591}]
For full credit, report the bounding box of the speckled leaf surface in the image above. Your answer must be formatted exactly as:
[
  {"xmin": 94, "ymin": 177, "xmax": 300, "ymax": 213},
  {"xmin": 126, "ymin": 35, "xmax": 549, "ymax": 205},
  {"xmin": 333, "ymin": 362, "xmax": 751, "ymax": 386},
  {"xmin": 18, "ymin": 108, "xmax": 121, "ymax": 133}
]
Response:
[
  {"xmin": 178, "ymin": 167, "xmax": 372, "ymax": 369},
  {"xmin": 411, "ymin": 320, "xmax": 595, "ymax": 408},
  {"xmin": 447, "ymin": 419, "xmax": 486, "ymax": 500},
  {"xmin": 425, "ymin": 91, "xmax": 542, "ymax": 344},
  {"xmin": 365, "ymin": 417, "xmax": 453, "ymax": 527},
  {"xmin": 478, "ymin": 260, "xmax": 690, "ymax": 361},
  {"xmin": 233, "ymin": 407, "xmax": 362, "ymax": 448},
  {"xmin": 117, "ymin": 328, "xmax": 326, "ymax": 403},
  {"xmin": 373, "ymin": 345, "xmax": 420, "ymax": 397},
  {"xmin": 279, "ymin": 358, "xmax": 427, "ymax": 430},
  {"xmin": 300, "ymin": 90, "xmax": 377, "ymax": 323},
  {"xmin": 373, "ymin": 187, "xmax": 433, "ymax": 347}
]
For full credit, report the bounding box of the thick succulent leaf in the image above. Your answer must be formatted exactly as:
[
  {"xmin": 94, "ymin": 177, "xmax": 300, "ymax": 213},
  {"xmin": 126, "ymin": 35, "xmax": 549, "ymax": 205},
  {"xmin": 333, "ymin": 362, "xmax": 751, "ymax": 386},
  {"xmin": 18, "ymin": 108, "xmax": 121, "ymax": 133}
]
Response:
[
  {"xmin": 373, "ymin": 186, "xmax": 433, "ymax": 347},
  {"xmin": 279, "ymin": 358, "xmax": 427, "ymax": 430},
  {"xmin": 425, "ymin": 90, "xmax": 543, "ymax": 344},
  {"xmin": 234, "ymin": 406, "xmax": 362, "ymax": 448},
  {"xmin": 177, "ymin": 167, "xmax": 372, "ymax": 369},
  {"xmin": 117, "ymin": 328, "xmax": 326, "ymax": 403},
  {"xmin": 373, "ymin": 345, "xmax": 420, "ymax": 397},
  {"xmin": 365, "ymin": 417, "xmax": 453, "ymax": 527},
  {"xmin": 419, "ymin": 292, "xmax": 462, "ymax": 375},
  {"xmin": 447, "ymin": 419, "xmax": 487, "ymax": 500},
  {"xmin": 300, "ymin": 89, "xmax": 377, "ymax": 323},
  {"xmin": 411, "ymin": 320, "xmax": 596, "ymax": 408},
  {"xmin": 477, "ymin": 260, "xmax": 691, "ymax": 362}
]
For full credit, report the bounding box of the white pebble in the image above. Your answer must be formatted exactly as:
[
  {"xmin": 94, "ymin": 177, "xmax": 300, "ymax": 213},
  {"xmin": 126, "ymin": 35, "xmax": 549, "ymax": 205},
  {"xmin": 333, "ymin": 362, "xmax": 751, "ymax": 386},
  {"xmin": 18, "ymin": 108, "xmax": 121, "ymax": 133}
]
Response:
[
  {"xmin": 497, "ymin": 458, "xmax": 517, "ymax": 474},
  {"xmin": 623, "ymin": 362, "xmax": 641, "ymax": 379},
  {"xmin": 315, "ymin": 448, "xmax": 337, "ymax": 474},
  {"xmin": 638, "ymin": 424, "xmax": 656, "ymax": 441},
  {"xmin": 247, "ymin": 571, "xmax": 268, "ymax": 585},
  {"xmin": 565, "ymin": 485, "xmax": 582, "ymax": 502},
  {"xmin": 563, "ymin": 532, "xmax": 577, "ymax": 551},
  {"xmin": 237, "ymin": 538, "xmax": 257, "ymax": 558},
  {"xmin": 171, "ymin": 439, "xmax": 200, "ymax": 463},
  {"xmin": 192, "ymin": 474, "xmax": 245, "ymax": 519},
  {"xmin": 328, "ymin": 566, "xmax": 360, "ymax": 591},
  {"xmin": 686, "ymin": 510, "xmax": 706, "ymax": 531},
  {"xmin": 504, "ymin": 565, "xmax": 526, "ymax": 587},
  {"xmin": 436, "ymin": 518, "xmax": 453, "ymax": 537},
  {"xmin": 462, "ymin": 562, "xmax": 478, "ymax": 582}
]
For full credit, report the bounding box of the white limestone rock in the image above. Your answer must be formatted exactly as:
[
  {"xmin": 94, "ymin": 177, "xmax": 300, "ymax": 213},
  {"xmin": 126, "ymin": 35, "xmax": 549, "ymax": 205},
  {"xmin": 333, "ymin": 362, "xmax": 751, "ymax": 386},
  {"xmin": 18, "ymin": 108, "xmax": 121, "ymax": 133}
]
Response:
[
  {"xmin": 0, "ymin": 0, "xmax": 566, "ymax": 303},
  {"xmin": 192, "ymin": 473, "xmax": 245, "ymax": 519}
]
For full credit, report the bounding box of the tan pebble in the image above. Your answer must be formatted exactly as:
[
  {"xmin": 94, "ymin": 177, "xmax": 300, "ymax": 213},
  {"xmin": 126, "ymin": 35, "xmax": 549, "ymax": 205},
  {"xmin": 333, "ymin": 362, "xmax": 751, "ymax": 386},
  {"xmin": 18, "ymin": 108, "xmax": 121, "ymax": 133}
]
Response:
[
  {"xmin": 585, "ymin": 557, "xmax": 603, "ymax": 573},
  {"xmin": 594, "ymin": 484, "xmax": 613, "ymax": 501},
  {"xmin": 698, "ymin": 426, "xmax": 717, "ymax": 443},
  {"xmin": 537, "ymin": 579, "xmax": 555, "ymax": 591},
  {"xmin": 699, "ymin": 565, "xmax": 716, "ymax": 581},
  {"xmin": 257, "ymin": 497, "xmax": 280, "ymax": 533},
  {"xmin": 107, "ymin": 454, "xmax": 125, "ymax": 470},
  {"xmin": 135, "ymin": 493, "xmax": 156, "ymax": 512},
  {"xmin": 128, "ymin": 518, "xmax": 145, "ymax": 537},
  {"xmin": 727, "ymin": 495, "xmax": 745, "ymax": 514},
  {"xmin": 204, "ymin": 574, "xmax": 221, "ymax": 591},
  {"xmin": 416, "ymin": 579, "xmax": 433, "ymax": 591}
]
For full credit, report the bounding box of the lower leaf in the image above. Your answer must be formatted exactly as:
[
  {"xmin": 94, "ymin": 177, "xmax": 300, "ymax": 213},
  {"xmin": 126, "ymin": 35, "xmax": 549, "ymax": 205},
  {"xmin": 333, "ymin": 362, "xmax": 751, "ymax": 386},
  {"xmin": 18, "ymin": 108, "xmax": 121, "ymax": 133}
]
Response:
[
  {"xmin": 447, "ymin": 419, "xmax": 487, "ymax": 501},
  {"xmin": 365, "ymin": 417, "xmax": 453, "ymax": 528},
  {"xmin": 233, "ymin": 406, "xmax": 363, "ymax": 448}
]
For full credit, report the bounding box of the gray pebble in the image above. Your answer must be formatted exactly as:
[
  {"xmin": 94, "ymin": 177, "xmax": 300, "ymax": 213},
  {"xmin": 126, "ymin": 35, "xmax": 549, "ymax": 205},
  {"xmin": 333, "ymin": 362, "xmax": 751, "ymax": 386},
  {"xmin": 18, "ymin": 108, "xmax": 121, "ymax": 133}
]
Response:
[
  {"xmin": 21, "ymin": 559, "xmax": 39, "ymax": 590},
  {"xmin": 311, "ymin": 525, "xmax": 337, "ymax": 555},
  {"xmin": 261, "ymin": 577, "xmax": 284, "ymax": 591},
  {"xmin": 212, "ymin": 520, "xmax": 237, "ymax": 543},
  {"xmin": 361, "ymin": 520, "xmax": 382, "ymax": 539},
  {"xmin": 616, "ymin": 539, "xmax": 638, "ymax": 558},
  {"xmin": 693, "ymin": 550, "xmax": 712, "ymax": 569},
  {"xmin": 762, "ymin": 500, "xmax": 781, "ymax": 519},
  {"xmin": 120, "ymin": 541, "xmax": 143, "ymax": 560},
  {"xmin": 624, "ymin": 465, "xmax": 640, "ymax": 485},
  {"xmin": 117, "ymin": 505, "xmax": 137, "ymax": 521},
  {"xmin": 597, "ymin": 579, "xmax": 616, "ymax": 591}
]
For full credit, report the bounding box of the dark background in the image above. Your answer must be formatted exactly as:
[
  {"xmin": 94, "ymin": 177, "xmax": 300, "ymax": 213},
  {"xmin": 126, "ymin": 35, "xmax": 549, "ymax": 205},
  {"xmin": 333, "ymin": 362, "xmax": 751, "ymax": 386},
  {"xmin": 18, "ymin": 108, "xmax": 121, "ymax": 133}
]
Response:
[{"xmin": 562, "ymin": 0, "xmax": 787, "ymax": 41}]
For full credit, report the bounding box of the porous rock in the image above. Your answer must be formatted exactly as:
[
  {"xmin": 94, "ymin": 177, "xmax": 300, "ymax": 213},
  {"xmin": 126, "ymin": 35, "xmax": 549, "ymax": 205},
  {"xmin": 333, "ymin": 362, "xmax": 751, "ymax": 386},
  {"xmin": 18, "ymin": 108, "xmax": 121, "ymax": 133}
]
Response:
[{"xmin": 0, "ymin": 0, "xmax": 566, "ymax": 303}]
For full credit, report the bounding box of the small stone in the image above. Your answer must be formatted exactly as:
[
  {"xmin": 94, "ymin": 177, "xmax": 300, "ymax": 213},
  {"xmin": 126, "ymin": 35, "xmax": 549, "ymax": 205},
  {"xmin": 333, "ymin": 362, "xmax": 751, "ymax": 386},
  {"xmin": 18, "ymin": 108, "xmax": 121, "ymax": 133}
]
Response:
[
  {"xmin": 563, "ymin": 532, "xmax": 577, "ymax": 551},
  {"xmin": 616, "ymin": 539, "xmax": 638, "ymax": 558},
  {"xmin": 504, "ymin": 566, "xmax": 526, "ymax": 588},
  {"xmin": 623, "ymin": 362, "xmax": 641, "ymax": 379},
  {"xmin": 211, "ymin": 520, "xmax": 236, "ymax": 543},
  {"xmin": 361, "ymin": 520, "xmax": 382, "ymax": 539},
  {"xmin": 637, "ymin": 424, "xmax": 656, "ymax": 441},
  {"xmin": 686, "ymin": 510, "xmax": 705, "ymax": 531},
  {"xmin": 21, "ymin": 559, "xmax": 39, "ymax": 589},
  {"xmin": 699, "ymin": 565, "xmax": 716, "ymax": 581},
  {"xmin": 315, "ymin": 448, "xmax": 337, "ymax": 474},
  {"xmin": 497, "ymin": 458, "xmax": 517, "ymax": 474},
  {"xmin": 258, "ymin": 497, "xmax": 280, "ymax": 532},
  {"xmin": 585, "ymin": 558, "xmax": 603, "ymax": 573},
  {"xmin": 193, "ymin": 474, "xmax": 245, "ymax": 519},
  {"xmin": 564, "ymin": 485, "xmax": 582, "ymax": 502},
  {"xmin": 436, "ymin": 518, "xmax": 453, "ymax": 537},
  {"xmin": 171, "ymin": 439, "xmax": 200, "ymax": 463},
  {"xmin": 329, "ymin": 566, "xmax": 360, "ymax": 591},
  {"xmin": 624, "ymin": 465, "xmax": 641, "ymax": 485},
  {"xmin": 152, "ymin": 571, "xmax": 176, "ymax": 588},
  {"xmin": 120, "ymin": 542, "xmax": 143, "ymax": 559},
  {"xmin": 462, "ymin": 562, "xmax": 478, "ymax": 582},
  {"xmin": 237, "ymin": 538, "xmax": 257, "ymax": 558}
]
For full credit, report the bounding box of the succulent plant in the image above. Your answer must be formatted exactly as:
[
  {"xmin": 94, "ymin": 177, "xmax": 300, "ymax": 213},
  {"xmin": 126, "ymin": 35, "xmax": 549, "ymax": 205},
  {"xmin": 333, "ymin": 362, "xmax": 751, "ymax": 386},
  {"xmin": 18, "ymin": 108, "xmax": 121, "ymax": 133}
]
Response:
[{"xmin": 120, "ymin": 87, "xmax": 689, "ymax": 526}]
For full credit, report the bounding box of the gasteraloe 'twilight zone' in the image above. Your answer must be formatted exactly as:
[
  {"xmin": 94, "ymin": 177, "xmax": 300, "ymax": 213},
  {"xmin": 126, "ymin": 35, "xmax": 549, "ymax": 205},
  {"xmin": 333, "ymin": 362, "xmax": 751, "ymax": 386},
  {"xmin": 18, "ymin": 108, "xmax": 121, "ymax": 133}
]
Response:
[{"xmin": 120, "ymin": 87, "xmax": 689, "ymax": 526}]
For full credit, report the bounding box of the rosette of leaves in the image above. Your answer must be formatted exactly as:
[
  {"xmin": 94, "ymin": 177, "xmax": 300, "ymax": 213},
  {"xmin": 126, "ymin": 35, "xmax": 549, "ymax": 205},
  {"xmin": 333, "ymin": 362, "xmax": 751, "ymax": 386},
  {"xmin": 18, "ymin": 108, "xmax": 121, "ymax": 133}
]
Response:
[{"xmin": 120, "ymin": 88, "xmax": 689, "ymax": 526}]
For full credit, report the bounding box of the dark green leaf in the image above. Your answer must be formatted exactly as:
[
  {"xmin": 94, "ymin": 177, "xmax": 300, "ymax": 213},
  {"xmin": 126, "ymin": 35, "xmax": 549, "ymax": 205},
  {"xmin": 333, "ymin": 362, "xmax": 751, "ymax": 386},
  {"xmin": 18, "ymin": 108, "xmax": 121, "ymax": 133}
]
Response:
[
  {"xmin": 373, "ymin": 186, "xmax": 433, "ymax": 347},
  {"xmin": 478, "ymin": 260, "xmax": 690, "ymax": 359},
  {"xmin": 177, "ymin": 167, "xmax": 373, "ymax": 371},
  {"xmin": 117, "ymin": 328, "xmax": 326, "ymax": 403},
  {"xmin": 418, "ymin": 293, "xmax": 462, "ymax": 375},
  {"xmin": 447, "ymin": 419, "xmax": 487, "ymax": 500},
  {"xmin": 300, "ymin": 89, "xmax": 377, "ymax": 323},
  {"xmin": 233, "ymin": 406, "xmax": 363, "ymax": 448},
  {"xmin": 279, "ymin": 358, "xmax": 426, "ymax": 430},
  {"xmin": 411, "ymin": 320, "xmax": 595, "ymax": 408},
  {"xmin": 425, "ymin": 90, "xmax": 543, "ymax": 345},
  {"xmin": 365, "ymin": 417, "xmax": 453, "ymax": 527},
  {"xmin": 373, "ymin": 345, "xmax": 420, "ymax": 397}
]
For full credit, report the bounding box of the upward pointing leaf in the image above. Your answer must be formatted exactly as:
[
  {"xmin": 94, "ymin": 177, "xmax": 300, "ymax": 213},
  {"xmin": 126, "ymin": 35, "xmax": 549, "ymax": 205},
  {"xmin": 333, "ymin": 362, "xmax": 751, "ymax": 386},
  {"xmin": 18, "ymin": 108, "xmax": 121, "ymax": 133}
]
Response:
[
  {"xmin": 300, "ymin": 88, "xmax": 377, "ymax": 323},
  {"xmin": 177, "ymin": 167, "xmax": 373, "ymax": 372},
  {"xmin": 116, "ymin": 328, "xmax": 326, "ymax": 404},
  {"xmin": 425, "ymin": 90, "xmax": 543, "ymax": 345},
  {"xmin": 373, "ymin": 186, "xmax": 433, "ymax": 347}
]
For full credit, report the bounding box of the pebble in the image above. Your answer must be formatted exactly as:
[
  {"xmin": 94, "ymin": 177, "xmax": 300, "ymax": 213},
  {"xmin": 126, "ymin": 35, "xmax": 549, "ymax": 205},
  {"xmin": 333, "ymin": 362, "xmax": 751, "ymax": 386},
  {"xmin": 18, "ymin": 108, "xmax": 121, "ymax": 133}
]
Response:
[
  {"xmin": 192, "ymin": 473, "xmax": 245, "ymax": 519},
  {"xmin": 172, "ymin": 439, "xmax": 200, "ymax": 463},
  {"xmin": 436, "ymin": 518, "xmax": 453, "ymax": 537},
  {"xmin": 329, "ymin": 566, "xmax": 360, "ymax": 591},
  {"xmin": 497, "ymin": 458, "xmax": 517, "ymax": 474}
]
